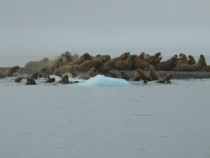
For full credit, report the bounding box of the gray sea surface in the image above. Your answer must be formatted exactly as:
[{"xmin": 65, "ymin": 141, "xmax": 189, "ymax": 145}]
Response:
[{"xmin": 0, "ymin": 76, "xmax": 210, "ymax": 158}]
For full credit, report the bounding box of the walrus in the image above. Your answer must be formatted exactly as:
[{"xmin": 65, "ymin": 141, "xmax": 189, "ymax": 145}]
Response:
[
  {"xmin": 188, "ymin": 55, "xmax": 196, "ymax": 65},
  {"xmin": 153, "ymin": 56, "xmax": 162, "ymax": 66},
  {"xmin": 147, "ymin": 66, "xmax": 160, "ymax": 80},
  {"xmin": 201, "ymin": 65, "xmax": 210, "ymax": 72},
  {"xmin": 95, "ymin": 55, "xmax": 111, "ymax": 63},
  {"xmin": 15, "ymin": 77, "xmax": 22, "ymax": 82},
  {"xmin": 87, "ymin": 68, "xmax": 98, "ymax": 77},
  {"xmin": 97, "ymin": 66, "xmax": 112, "ymax": 73},
  {"xmin": 77, "ymin": 59, "xmax": 103, "ymax": 73},
  {"xmin": 25, "ymin": 58, "xmax": 49, "ymax": 71},
  {"xmin": 136, "ymin": 69, "xmax": 152, "ymax": 82},
  {"xmin": 144, "ymin": 52, "xmax": 161, "ymax": 65},
  {"xmin": 63, "ymin": 54, "xmax": 73, "ymax": 65},
  {"xmin": 155, "ymin": 55, "xmax": 178, "ymax": 71},
  {"xmin": 114, "ymin": 54, "xmax": 137, "ymax": 70},
  {"xmin": 77, "ymin": 68, "xmax": 98, "ymax": 80},
  {"xmin": 62, "ymin": 72, "xmax": 77, "ymax": 78},
  {"xmin": 4, "ymin": 66, "xmax": 19, "ymax": 78},
  {"xmin": 109, "ymin": 71, "xmax": 120, "ymax": 78},
  {"xmin": 26, "ymin": 78, "xmax": 36, "ymax": 85},
  {"xmin": 134, "ymin": 52, "xmax": 154, "ymax": 70},
  {"xmin": 192, "ymin": 54, "xmax": 207, "ymax": 71},
  {"xmin": 44, "ymin": 77, "xmax": 55, "ymax": 83},
  {"xmin": 28, "ymin": 72, "xmax": 39, "ymax": 79},
  {"xmin": 121, "ymin": 71, "xmax": 130, "ymax": 81},
  {"xmin": 156, "ymin": 74, "xmax": 173, "ymax": 83},
  {"xmin": 41, "ymin": 58, "xmax": 64, "ymax": 74},
  {"xmin": 54, "ymin": 65, "xmax": 78, "ymax": 77},
  {"xmin": 68, "ymin": 58, "xmax": 85, "ymax": 66},
  {"xmin": 130, "ymin": 75, "xmax": 141, "ymax": 81},
  {"xmin": 175, "ymin": 53, "xmax": 194, "ymax": 71},
  {"xmin": 104, "ymin": 52, "xmax": 130, "ymax": 68},
  {"xmin": 57, "ymin": 75, "xmax": 69, "ymax": 84},
  {"xmin": 80, "ymin": 52, "xmax": 94, "ymax": 60}
]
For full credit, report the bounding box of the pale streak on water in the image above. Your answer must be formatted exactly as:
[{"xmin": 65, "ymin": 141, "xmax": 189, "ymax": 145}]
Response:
[{"xmin": 0, "ymin": 76, "xmax": 210, "ymax": 158}]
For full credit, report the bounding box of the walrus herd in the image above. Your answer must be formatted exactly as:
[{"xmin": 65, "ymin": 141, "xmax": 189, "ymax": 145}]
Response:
[{"xmin": 2, "ymin": 51, "xmax": 210, "ymax": 85}]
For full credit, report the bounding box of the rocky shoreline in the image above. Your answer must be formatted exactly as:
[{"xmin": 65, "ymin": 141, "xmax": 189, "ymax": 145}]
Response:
[{"xmin": 0, "ymin": 67, "xmax": 210, "ymax": 80}]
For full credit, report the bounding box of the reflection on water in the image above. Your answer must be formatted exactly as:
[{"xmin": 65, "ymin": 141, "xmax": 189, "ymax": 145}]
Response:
[{"xmin": 0, "ymin": 78, "xmax": 210, "ymax": 158}]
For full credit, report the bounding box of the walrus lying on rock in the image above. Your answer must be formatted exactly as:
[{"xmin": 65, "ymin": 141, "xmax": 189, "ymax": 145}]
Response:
[
  {"xmin": 192, "ymin": 54, "xmax": 207, "ymax": 71},
  {"xmin": 104, "ymin": 52, "xmax": 130, "ymax": 68},
  {"xmin": 175, "ymin": 53, "xmax": 194, "ymax": 71},
  {"xmin": 155, "ymin": 55, "xmax": 178, "ymax": 71},
  {"xmin": 201, "ymin": 65, "xmax": 210, "ymax": 72},
  {"xmin": 188, "ymin": 55, "xmax": 196, "ymax": 65},
  {"xmin": 41, "ymin": 58, "xmax": 64, "ymax": 74},
  {"xmin": 77, "ymin": 68, "xmax": 98, "ymax": 80},
  {"xmin": 54, "ymin": 65, "xmax": 78, "ymax": 77},
  {"xmin": 77, "ymin": 59, "xmax": 103, "ymax": 73},
  {"xmin": 114, "ymin": 55, "xmax": 137, "ymax": 70},
  {"xmin": 4, "ymin": 66, "xmax": 19, "ymax": 78}
]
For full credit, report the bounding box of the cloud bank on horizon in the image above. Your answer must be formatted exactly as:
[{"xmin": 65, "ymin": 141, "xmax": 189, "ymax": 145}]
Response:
[{"xmin": 0, "ymin": 0, "xmax": 210, "ymax": 57}]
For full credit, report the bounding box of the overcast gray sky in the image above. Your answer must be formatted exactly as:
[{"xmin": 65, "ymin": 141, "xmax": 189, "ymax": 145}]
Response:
[{"xmin": 0, "ymin": 0, "xmax": 210, "ymax": 57}]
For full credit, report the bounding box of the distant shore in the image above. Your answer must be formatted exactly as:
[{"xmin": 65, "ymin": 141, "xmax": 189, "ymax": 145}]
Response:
[{"xmin": 0, "ymin": 67, "xmax": 210, "ymax": 80}]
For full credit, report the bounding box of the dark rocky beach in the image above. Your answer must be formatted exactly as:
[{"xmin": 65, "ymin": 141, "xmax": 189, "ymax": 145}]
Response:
[{"xmin": 1, "ymin": 67, "xmax": 210, "ymax": 80}]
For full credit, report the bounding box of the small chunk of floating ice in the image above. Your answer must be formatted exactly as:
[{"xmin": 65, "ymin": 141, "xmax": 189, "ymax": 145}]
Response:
[
  {"xmin": 77, "ymin": 75, "xmax": 131, "ymax": 87},
  {"xmin": 132, "ymin": 113, "xmax": 151, "ymax": 116}
]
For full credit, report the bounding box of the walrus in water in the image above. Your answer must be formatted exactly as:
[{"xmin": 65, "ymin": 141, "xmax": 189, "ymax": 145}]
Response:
[
  {"xmin": 156, "ymin": 74, "xmax": 173, "ymax": 83},
  {"xmin": 26, "ymin": 78, "xmax": 36, "ymax": 85},
  {"xmin": 15, "ymin": 77, "xmax": 22, "ymax": 82},
  {"xmin": 62, "ymin": 72, "xmax": 77, "ymax": 78},
  {"xmin": 57, "ymin": 75, "xmax": 69, "ymax": 84},
  {"xmin": 114, "ymin": 55, "xmax": 137, "ymax": 70},
  {"xmin": 188, "ymin": 55, "xmax": 196, "ymax": 65},
  {"xmin": 121, "ymin": 71, "xmax": 130, "ymax": 81},
  {"xmin": 155, "ymin": 55, "xmax": 178, "ymax": 71},
  {"xmin": 192, "ymin": 54, "xmax": 207, "ymax": 71},
  {"xmin": 4, "ymin": 66, "xmax": 19, "ymax": 78},
  {"xmin": 175, "ymin": 53, "xmax": 194, "ymax": 71},
  {"xmin": 28, "ymin": 72, "xmax": 39, "ymax": 79},
  {"xmin": 136, "ymin": 69, "xmax": 152, "ymax": 83},
  {"xmin": 147, "ymin": 66, "xmax": 160, "ymax": 80},
  {"xmin": 44, "ymin": 77, "xmax": 55, "ymax": 83},
  {"xmin": 130, "ymin": 75, "xmax": 141, "ymax": 81}
]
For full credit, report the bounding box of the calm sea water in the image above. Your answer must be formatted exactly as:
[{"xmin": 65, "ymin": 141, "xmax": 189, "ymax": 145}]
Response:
[{"xmin": 0, "ymin": 76, "xmax": 210, "ymax": 158}]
